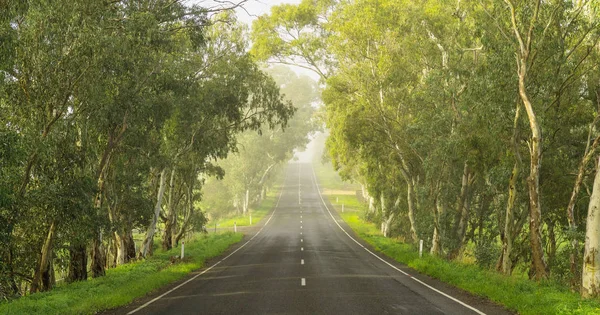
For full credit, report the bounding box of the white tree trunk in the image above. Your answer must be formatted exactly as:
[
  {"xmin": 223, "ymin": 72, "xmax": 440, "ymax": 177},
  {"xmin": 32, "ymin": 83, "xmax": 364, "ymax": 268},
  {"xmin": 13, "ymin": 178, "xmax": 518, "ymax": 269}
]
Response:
[
  {"xmin": 243, "ymin": 189, "xmax": 250, "ymax": 214},
  {"xmin": 139, "ymin": 168, "xmax": 167, "ymax": 258},
  {"xmin": 114, "ymin": 232, "xmax": 125, "ymax": 266},
  {"xmin": 582, "ymin": 158, "xmax": 600, "ymax": 298}
]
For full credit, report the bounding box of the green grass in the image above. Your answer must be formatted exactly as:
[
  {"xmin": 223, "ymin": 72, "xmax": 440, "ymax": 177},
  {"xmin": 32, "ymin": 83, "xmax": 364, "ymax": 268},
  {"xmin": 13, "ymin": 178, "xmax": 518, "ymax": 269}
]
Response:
[
  {"xmin": 313, "ymin": 160, "xmax": 600, "ymax": 315},
  {"xmin": 0, "ymin": 232, "xmax": 243, "ymax": 315},
  {"xmin": 213, "ymin": 184, "xmax": 281, "ymax": 228}
]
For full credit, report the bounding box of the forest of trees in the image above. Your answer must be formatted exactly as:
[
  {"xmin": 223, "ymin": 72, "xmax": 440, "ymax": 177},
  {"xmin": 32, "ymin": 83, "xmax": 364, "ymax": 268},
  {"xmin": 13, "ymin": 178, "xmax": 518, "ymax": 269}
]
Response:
[
  {"xmin": 252, "ymin": 0, "xmax": 600, "ymax": 297},
  {"xmin": 0, "ymin": 0, "xmax": 300, "ymax": 299}
]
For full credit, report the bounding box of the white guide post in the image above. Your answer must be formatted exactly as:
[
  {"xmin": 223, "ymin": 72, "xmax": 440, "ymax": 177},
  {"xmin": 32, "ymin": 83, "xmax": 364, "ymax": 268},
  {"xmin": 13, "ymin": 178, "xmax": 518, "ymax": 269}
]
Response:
[
  {"xmin": 342, "ymin": 204, "xmax": 344, "ymax": 213},
  {"xmin": 181, "ymin": 241, "xmax": 185, "ymax": 259},
  {"xmin": 419, "ymin": 240, "xmax": 423, "ymax": 258},
  {"xmin": 250, "ymin": 214, "xmax": 252, "ymax": 225},
  {"xmin": 234, "ymin": 222, "xmax": 237, "ymax": 233}
]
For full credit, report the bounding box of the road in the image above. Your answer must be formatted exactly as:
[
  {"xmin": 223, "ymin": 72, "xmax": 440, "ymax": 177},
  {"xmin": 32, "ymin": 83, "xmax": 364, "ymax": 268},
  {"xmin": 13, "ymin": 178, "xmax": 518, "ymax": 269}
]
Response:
[{"xmin": 119, "ymin": 163, "xmax": 511, "ymax": 315}]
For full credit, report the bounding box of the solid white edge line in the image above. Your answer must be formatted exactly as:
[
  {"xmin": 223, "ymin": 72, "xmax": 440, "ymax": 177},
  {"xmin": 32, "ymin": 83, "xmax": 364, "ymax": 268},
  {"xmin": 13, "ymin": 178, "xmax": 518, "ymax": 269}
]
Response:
[
  {"xmin": 310, "ymin": 164, "xmax": 486, "ymax": 315},
  {"xmin": 127, "ymin": 169, "xmax": 289, "ymax": 314}
]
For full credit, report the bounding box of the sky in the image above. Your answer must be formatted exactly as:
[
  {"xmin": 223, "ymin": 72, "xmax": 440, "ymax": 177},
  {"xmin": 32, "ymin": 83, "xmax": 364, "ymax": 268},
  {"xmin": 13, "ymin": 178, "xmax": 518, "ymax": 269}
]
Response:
[
  {"xmin": 188, "ymin": 0, "xmax": 302, "ymax": 26},
  {"xmin": 187, "ymin": 0, "xmax": 318, "ymax": 81}
]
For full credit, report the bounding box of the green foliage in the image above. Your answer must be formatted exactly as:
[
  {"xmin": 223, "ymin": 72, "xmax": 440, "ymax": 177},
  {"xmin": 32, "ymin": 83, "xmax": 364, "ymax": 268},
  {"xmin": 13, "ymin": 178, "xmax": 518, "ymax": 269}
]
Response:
[
  {"xmin": 0, "ymin": 232, "xmax": 242, "ymax": 314},
  {"xmin": 202, "ymin": 66, "xmax": 318, "ymax": 221},
  {"xmin": 255, "ymin": 0, "xmax": 600, "ymax": 294},
  {"xmin": 0, "ymin": 0, "xmax": 298, "ymax": 300},
  {"xmin": 324, "ymin": 185, "xmax": 600, "ymax": 314}
]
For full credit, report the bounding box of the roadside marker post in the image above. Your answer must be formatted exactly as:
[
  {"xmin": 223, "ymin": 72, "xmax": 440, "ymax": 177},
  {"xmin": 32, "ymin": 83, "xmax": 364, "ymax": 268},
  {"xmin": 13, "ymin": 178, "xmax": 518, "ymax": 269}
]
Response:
[
  {"xmin": 342, "ymin": 204, "xmax": 344, "ymax": 213},
  {"xmin": 336, "ymin": 197, "xmax": 339, "ymax": 203},
  {"xmin": 234, "ymin": 222, "xmax": 237, "ymax": 233},
  {"xmin": 250, "ymin": 214, "xmax": 252, "ymax": 225},
  {"xmin": 181, "ymin": 241, "xmax": 185, "ymax": 259},
  {"xmin": 419, "ymin": 240, "xmax": 423, "ymax": 258}
]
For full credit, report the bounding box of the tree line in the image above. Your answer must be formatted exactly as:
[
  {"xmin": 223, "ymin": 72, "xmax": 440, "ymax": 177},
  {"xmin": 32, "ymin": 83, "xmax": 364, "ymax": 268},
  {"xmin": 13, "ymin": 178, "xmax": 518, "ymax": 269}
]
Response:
[
  {"xmin": 252, "ymin": 0, "xmax": 600, "ymax": 297},
  {"xmin": 0, "ymin": 0, "xmax": 296, "ymax": 299}
]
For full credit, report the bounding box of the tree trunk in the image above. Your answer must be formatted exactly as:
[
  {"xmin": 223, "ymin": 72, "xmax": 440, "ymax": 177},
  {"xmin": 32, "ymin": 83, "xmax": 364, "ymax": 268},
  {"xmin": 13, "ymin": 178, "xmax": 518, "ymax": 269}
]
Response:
[
  {"xmin": 498, "ymin": 102, "xmax": 522, "ymax": 274},
  {"xmin": 67, "ymin": 243, "xmax": 87, "ymax": 283},
  {"xmin": 114, "ymin": 231, "xmax": 126, "ymax": 266},
  {"xmin": 381, "ymin": 213, "xmax": 395, "ymax": 238},
  {"xmin": 582, "ymin": 157, "xmax": 600, "ymax": 298},
  {"xmin": 499, "ymin": 163, "xmax": 519, "ymax": 274},
  {"xmin": 162, "ymin": 168, "xmax": 176, "ymax": 251},
  {"xmin": 518, "ymin": 67, "xmax": 548, "ymax": 280},
  {"xmin": 505, "ymin": 0, "xmax": 548, "ymax": 280},
  {"xmin": 124, "ymin": 229, "xmax": 136, "ymax": 263},
  {"xmin": 431, "ymin": 195, "xmax": 444, "ymax": 256},
  {"xmin": 175, "ymin": 180, "xmax": 194, "ymax": 247},
  {"xmin": 30, "ymin": 221, "xmax": 56, "ymax": 293},
  {"xmin": 243, "ymin": 189, "xmax": 250, "ymax": 215},
  {"xmin": 449, "ymin": 162, "xmax": 474, "ymax": 259},
  {"xmin": 567, "ymin": 132, "xmax": 600, "ymax": 289},
  {"xmin": 139, "ymin": 168, "xmax": 168, "ymax": 258},
  {"xmin": 406, "ymin": 178, "xmax": 418, "ymax": 243}
]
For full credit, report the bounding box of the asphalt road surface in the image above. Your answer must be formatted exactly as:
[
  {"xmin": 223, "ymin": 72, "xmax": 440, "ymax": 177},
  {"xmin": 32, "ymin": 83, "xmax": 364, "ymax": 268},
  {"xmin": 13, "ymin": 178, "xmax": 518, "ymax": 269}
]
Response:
[{"xmin": 119, "ymin": 163, "xmax": 512, "ymax": 315}]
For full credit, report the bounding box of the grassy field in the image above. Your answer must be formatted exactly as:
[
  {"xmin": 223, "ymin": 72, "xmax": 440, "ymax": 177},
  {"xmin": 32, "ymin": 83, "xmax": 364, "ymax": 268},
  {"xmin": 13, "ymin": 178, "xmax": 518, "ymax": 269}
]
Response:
[
  {"xmin": 0, "ymin": 232, "xmax": 242, "ymax": 315},
  {"xmin": 313, "ymin": 160, "xmax": 600, "ymax": 315}
]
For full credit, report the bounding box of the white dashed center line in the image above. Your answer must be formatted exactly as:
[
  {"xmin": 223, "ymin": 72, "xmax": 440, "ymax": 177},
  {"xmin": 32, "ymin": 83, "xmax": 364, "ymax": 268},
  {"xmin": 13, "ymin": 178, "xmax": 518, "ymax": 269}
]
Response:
[
  {"xmin": 301, "ymin": 247, "xmax": 304, "ymax": 251},
  {"xmin": 301, "ymin": 278, "xmax": 306, "ymax": 286},
  {"xmin": 301, "ymin": 259, "xmax": 304, "ymax": 265}
]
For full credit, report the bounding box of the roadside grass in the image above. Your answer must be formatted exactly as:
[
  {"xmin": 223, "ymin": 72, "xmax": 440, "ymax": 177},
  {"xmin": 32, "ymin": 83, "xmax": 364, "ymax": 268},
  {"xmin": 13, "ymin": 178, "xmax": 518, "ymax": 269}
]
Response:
[
  {"xmin": 313, "ymin": 160, "xmax": 600, "ymax": 315},
  {"xmin": 213, "ymin": 183, "xmax": 282, "ymax": 228},
  {"xmin": 0, "ymin": 232, "xmax": 243, "ymax": 315}
]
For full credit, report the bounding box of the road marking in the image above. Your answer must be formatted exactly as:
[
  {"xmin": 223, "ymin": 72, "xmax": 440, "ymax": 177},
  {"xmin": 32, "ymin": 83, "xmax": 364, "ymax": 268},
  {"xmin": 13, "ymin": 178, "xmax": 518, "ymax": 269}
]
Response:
[
  {"xmin": 309, "ymin": 165, "xmax": 486, "ymax": 315},
  {"xmin": 301, "ymin": 215, "xmax": 303, "ymax": 218},
  {"xmin": 301, "ymin": 220, "xmax": 302, "ymax": 224},
  {"xmin": 301, "ymin": 278, "xmax": 306, "ymax": 286},
  {"xmin": 301, "ymin": 225, "xmax": 303, "ymax": 229},
  {"xmin": 301, "ymin": 239, "xmax": 303, "ymax": 243},
  {"xmin": 300, "ymin": 232, "xmax": 303, "ymax": 235},
  {"xmin": 301, "ymin": 259, "xmax": 304, "ymax": 265},
  {"xmin": 301, "ymin": 247, "xmax": 304, "ymax": 251},
  {"xmin": 127, "ymin": 171, "xmax": 289, "ymax": 314}
]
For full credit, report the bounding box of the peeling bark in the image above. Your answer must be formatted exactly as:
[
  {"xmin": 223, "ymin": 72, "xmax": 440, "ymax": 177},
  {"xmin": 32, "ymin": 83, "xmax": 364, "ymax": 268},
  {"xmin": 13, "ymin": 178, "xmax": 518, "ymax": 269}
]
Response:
[
  {"xmin": 162, "ymin": 168, "xmax": 177, "ymax": 251},
  {"xmin": 582, "ymin": 157, "xmax": 600, "ymax": 298},
  {"xmin": 30, "ymin": 221, "xmax": 56, "ymax": 293}
]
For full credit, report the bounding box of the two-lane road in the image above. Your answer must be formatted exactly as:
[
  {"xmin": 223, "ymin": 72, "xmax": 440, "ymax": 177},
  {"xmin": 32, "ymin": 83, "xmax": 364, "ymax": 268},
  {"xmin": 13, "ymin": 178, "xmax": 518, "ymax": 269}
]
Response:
[{"xmin": 120, "ymin": 163, "xmax": 511, "ymax": 315}]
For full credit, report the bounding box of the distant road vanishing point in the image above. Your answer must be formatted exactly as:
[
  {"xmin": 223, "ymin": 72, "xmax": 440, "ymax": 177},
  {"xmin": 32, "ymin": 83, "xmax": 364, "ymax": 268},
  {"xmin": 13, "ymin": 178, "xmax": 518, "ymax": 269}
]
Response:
[{"xmin": 118, "ymin": 163, "xmax": 512, "ymax": 315}]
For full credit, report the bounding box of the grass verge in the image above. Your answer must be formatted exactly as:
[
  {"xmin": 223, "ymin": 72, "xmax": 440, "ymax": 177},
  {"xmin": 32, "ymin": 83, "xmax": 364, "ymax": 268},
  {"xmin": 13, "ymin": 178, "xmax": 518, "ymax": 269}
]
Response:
[
  {"xmin": 213, "ymin": 183, "xmax": 282, "ymax": 228},
  {"xmin": 0, "ymin": 232, "xmax": 243, "ymax": 315},
  {"xmin": 314, "ymin": 161, "xmax": 600, "ymax": 315}
]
